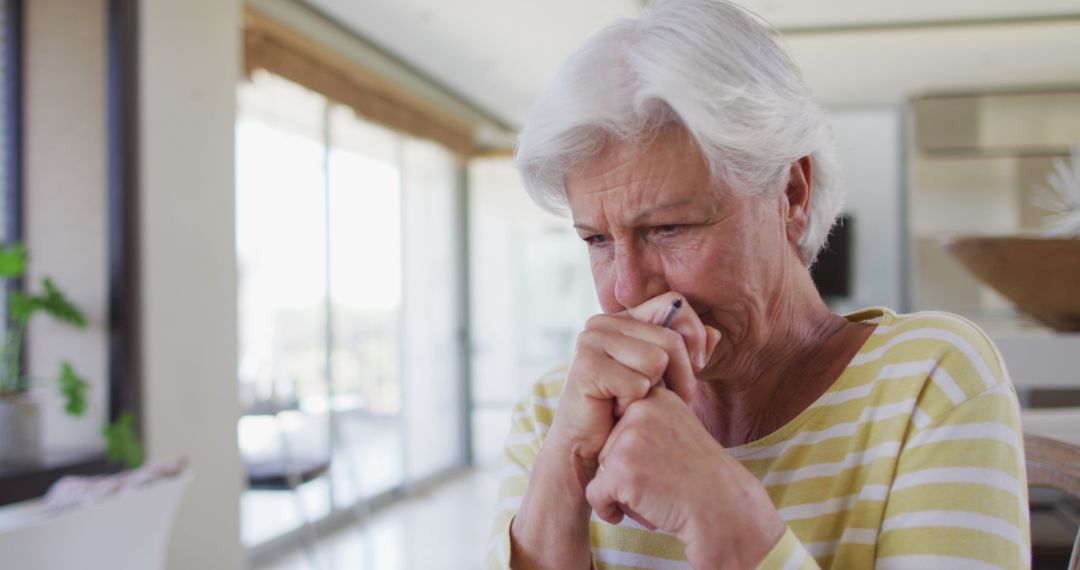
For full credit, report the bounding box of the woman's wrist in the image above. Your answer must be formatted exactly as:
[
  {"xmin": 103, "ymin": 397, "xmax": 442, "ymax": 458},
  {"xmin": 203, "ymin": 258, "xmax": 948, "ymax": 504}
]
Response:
[
  {"xmin": 682, "ymin": 496, "xmax": 786, "ymax": 569},
  {"xmin": 510, "ymin": 438, "xmax": 596, "ymax": 569}
]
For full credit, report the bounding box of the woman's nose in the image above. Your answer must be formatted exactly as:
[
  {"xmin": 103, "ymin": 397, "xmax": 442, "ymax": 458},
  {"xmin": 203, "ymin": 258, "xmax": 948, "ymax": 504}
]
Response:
[{"xmin": 612, "ymin": 245, "xmax": 667, "ymax": 309}]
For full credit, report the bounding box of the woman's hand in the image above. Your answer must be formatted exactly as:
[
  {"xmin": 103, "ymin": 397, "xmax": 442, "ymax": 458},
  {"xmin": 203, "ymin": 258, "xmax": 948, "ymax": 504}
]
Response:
[
  {"xmin": 510, "ymin": 292, "xmax": 719, "ymax": 569},
  {"xmin": 585, "ymin": 386, "xmax": 786, "ymax": 569},
  {"xmin": 549, "ymin": 291, "xmax": 718, "ymax": 485}
]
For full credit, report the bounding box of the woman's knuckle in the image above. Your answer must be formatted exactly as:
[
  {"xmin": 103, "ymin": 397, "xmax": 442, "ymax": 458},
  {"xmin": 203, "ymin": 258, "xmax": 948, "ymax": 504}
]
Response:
[
  {"xmin": 585, "ymin": 314, "xmax": 610, "ymax": 330},
  {"xmin": 569, "ymin": 350, "xmax": 602, "ymax": 384},
  {"xmin": 659, "ymin": 326, "xmax": 681, "ymax": 347},
  {"xmin": 632, "ymin": 374, "xmax": 651, "ymax": 397},
  {"xmin": 645, "ymin": 347, "xmax": 669, "ymax": 378},
  {"xmin": 576, "ymin": 329, "xmax": 601, "ymax": 351},
  {"xmin": 607, "ymin": 453, "xmax": 629, "ymax": 475},
  {"xmin": 633, "ymin": 399, "xmax": 660, "ymax": 421}
]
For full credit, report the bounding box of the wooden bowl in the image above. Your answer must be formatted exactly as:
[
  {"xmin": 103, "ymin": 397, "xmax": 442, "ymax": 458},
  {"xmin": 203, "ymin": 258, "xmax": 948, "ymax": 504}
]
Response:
[{"xmin": 942, "ymin": 236, "xmax": 1080, "ymax": 331}]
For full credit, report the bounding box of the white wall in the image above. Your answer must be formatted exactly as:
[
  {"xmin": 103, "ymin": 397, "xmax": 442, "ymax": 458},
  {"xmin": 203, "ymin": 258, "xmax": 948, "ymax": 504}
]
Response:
[
  {"xmin": 24, "ymin": 0, "xmax": 109, "ymax": 451},
  {"xmin": 828, "ymin": 108, "xmax": 905, "ymax": 313},
  {"xmin": 140, "ymin": 0, "xmax": 245, "ymax": 568}
]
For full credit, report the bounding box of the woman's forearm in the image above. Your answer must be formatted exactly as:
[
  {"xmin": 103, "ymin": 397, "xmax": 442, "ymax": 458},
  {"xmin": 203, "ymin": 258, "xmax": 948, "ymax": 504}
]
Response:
[{"xmin": 509, "ymin": 439, "xmax": 596, "ymax": 569}]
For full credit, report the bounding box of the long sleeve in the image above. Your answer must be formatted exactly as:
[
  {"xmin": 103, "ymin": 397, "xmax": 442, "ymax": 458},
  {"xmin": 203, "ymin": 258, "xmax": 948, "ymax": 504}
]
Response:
[
  {"xmin": 485, "ymin": 370, "xmax": 564, "ymax": 569},
  {"xmin": 755, "ymin": 528, "xmax": 822, "ymax": 570},
  {"xmin": 874, "ymin": 383, "xmax": 1030, "ymax": 568}
]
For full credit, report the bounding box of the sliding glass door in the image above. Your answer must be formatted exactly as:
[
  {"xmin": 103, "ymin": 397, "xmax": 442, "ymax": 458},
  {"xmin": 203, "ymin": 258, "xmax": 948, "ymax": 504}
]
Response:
[{"xmin": 236, "ymin": 71, "xmax": 466, "ymax": 548}]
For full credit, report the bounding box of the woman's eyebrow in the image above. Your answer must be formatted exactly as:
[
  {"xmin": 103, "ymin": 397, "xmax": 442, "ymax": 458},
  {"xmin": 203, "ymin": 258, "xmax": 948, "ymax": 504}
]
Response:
[
  {"xmin": 573, "ymin": 198, "xmax": 703, "ymax": 233},
  {"xmin": 628, "ymin": 198, "xmax": 697, "ymax": 225},
  {"xmin": 572, "ymin": 222, "xmax": 601, "ymax": 233}
]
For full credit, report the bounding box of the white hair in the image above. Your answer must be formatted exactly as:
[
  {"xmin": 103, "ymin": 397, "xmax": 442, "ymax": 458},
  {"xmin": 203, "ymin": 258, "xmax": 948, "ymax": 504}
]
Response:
[{"xmin": 514, "ymin": 0, "xmax": 844, "ymax": 265}]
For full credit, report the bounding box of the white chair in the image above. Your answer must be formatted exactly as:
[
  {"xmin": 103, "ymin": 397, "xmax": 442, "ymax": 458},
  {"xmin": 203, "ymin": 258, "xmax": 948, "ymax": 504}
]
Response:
[{"xmin": 0, "ymin": 470, "xmax": 191, "ymax": 570}]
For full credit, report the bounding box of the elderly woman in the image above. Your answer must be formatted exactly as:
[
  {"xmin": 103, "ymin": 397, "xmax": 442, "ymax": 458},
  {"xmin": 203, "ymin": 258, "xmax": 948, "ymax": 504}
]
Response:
[{"xmin": 488, "ymin": 1, "xmax": 1029, "ymax": 569}]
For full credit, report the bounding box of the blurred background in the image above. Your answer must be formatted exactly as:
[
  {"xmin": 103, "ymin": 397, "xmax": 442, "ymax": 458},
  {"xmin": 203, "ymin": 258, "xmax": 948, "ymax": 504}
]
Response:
[{"xmin": 1, "ymin": 0, "xmax": 1078, "ymax": 568}]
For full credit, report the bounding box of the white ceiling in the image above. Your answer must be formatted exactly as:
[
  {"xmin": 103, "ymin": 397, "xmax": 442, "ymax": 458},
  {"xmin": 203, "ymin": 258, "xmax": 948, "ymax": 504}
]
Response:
[{"xmin": 306, "ymin": 0, "xmax": 1080, "ymax": 126}]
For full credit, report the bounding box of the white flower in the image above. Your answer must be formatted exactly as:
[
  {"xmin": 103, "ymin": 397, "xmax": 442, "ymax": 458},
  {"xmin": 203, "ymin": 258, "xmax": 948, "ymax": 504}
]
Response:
[{"xmin": 1033, "ymin": 147, "xmax": 1080, "ymax": 238}]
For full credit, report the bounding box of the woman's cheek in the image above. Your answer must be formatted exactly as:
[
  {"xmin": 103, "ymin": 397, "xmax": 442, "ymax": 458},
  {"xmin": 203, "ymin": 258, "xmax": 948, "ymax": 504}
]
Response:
[
  {"xmin": 589, "ymin": 259, "xmax": 621, "ymax": 314},
  {"xmin": 661, "ymin": 247, "xmax": 710, "ymax": 289}
]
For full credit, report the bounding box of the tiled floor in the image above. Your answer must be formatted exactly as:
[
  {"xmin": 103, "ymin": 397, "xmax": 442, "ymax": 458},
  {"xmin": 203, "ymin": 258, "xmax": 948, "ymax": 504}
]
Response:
[
  {"xmin": 255, "ymin": 467, "xmax": 501, "ymax": 570},
  {"xmin": 242, "ymin": 412, "xmax": 406, "ymax": 547}
]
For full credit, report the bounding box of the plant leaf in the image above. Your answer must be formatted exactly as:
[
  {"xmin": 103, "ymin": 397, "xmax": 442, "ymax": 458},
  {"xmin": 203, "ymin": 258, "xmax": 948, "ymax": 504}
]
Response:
[
  {"xmin": 0, "ymin": 243, "xmax": 28, "ymax": 278},
  {"xmin": 9, "ymin": 291, "xmax": 36, "ymax": 321},
  {"xmin": 103, "ymin": 411, "xmax": 144, "ymax": 469},
  {"xmin": 58, "ymin": 361, "xmax": 89, "ymax": 417},
  {"xmin": 33, "ymin": 278, "xmax": 87, "ymax": 328}
]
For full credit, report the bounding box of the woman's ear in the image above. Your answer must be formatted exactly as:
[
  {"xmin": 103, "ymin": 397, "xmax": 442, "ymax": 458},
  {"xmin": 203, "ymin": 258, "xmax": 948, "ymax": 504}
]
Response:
[{"xmin": 784, "ymin": 156, "xmax": 813, "ymax": 242}]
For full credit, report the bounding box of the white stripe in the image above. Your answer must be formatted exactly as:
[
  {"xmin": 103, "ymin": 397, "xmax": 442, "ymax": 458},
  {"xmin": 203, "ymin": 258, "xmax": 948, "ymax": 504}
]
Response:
[
  {"xmin": 849, "ymin": 329, "xmax": 998, "ymax": 390},
  {"xmin": 503, "ymin": 431, "xmax": 539, "ymax": 448},
  {"xmin": 780, "ymin": 544, "xmax": 808, "ymax": 570},
  {"xmin": 511, "ymin": 408, "xmax": 535, "ymax": 428},
  {"xmin": 875, "ymin": 554, "xmax": 1005, "ymax": 570},
  {"xmin": 803, "ymin": 540, "xmax": 836, "ymax": 557},
  {"xmin": 930, "ymin": 366, "xmax": 967, "ymax": 405},
  {"xmin": 912, "ymin": 406, "xmax": 932, "ymax": 429},
  {"xmin": 877, "ymin": 359, "xmax": 940, "ymax": 380},
  {"xmin": 534, "ymin": 395, "xmax": 561, "ymax": 410},
  {"xmin": 590, "ymin": 512, "xmax": 675, "ymax": 535},
  {"xmin": 891, "ymin": 467, "xmax": 1022, "ymax": 498},
  {"xmin": 872, "ymin": 322, "xmax": 898, "ymax": 335},
  {"xmin": 906, "ymin": 422, "xmax": 1021, "ymax": 452},
  {"xmin": 485, "ymin": 532, "xmax": 510, "ymax": 565},
  {"xmin": 811, "ymin": 381, "xmax": 876, "ymax": 408},
  {"xmin": 842, "ymin": 527, "xmax": 878, "ymax": 545},
  {"xmin": 496, "ymin": 462, "xmax": 528, "ymax": 481},
  {"xmin": 870, "ymin": 311, "xmax": 966, "ymax": 337},
  {"xmin": 802, "ymin": 527, "xmax": 878, "ymax": 558},
  {"xmin": 734, "ymin": 400, "xmax": 914, "ymax": 461},
  {"xmin": 882, "ymin": 510, "xmax": 1024, "ymax": 547},
  {"xmin": 778, "ymin": 484, "xmax": 889, "ymax": 521},
  {"xmin": 812, "ymin": 360, "xmax": 936, "ymax": 408},
  {"xmin": 511, "ymin": 409, "xmax": 552, "ymax": 432},
  {"xmin": 763, "ymin": 442, "xmax": 900, "ymax": 486},
  {"xmin": 592, "ymin": 547, "xmax": 692, "ymax": 570}
]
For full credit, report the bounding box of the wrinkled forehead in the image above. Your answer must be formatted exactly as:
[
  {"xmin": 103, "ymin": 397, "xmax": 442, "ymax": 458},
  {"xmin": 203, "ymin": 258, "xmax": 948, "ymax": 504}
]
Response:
[{"xmin": 564, "ymin": 127, "xmax": 725, "ymax": 220}]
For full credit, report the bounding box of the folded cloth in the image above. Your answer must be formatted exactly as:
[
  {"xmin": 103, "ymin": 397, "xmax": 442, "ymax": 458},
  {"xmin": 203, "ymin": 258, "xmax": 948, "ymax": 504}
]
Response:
[{"xmin": 43, "ymin": 455, "xmax": 189, "ymax": 510}]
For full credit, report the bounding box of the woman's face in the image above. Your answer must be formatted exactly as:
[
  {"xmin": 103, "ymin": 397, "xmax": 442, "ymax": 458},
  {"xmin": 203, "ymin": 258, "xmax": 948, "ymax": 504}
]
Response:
[{"xmin": 565, "ymin": 128, "xmax": 803, "ymax": 378}]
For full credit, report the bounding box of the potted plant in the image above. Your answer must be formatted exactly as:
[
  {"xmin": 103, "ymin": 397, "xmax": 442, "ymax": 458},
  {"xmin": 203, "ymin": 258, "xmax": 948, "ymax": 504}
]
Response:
[{"xmin": 0, "ymin": 243, "xmax": 142, "ymax": 467}]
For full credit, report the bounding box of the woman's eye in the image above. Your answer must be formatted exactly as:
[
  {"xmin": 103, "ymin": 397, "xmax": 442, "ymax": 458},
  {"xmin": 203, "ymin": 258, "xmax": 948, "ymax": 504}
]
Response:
[
  {"xmin": 653, "ymin": 224, "xmax": 683, "ymax": 237},
  {"xmin": 582, "ymin": 234, "xmax": 608, "ymax": 246}
]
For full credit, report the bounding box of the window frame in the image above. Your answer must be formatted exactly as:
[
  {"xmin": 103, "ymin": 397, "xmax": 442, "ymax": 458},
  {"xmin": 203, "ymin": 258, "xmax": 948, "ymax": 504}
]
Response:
[
  {"xmin": 0, "ymin": 0, "xmax": 142, "ymax": 507},
  {"xmin": 2, "ymin": 0, "xmax": 21, "ymax": 248}
]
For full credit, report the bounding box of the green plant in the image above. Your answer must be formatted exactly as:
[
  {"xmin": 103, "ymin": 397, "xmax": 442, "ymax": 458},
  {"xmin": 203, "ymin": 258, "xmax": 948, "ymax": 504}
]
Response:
[
  {"xmin": 0, "ymin": 242, "xmax": 141, "ymax": 467},
  {"xmin": 103, "ymin": 410, "xmax": 143, "ymax": 469},
  {"xmin": 0, "ymin": 243, "xmax": 88, "ymax": 405}
]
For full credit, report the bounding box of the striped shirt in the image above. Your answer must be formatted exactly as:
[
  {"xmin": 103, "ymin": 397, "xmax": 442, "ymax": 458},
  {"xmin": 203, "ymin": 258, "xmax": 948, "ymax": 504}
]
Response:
[{"xmin": 487, "ymin": 308, "xmax": 1031, "ymax": 569}]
